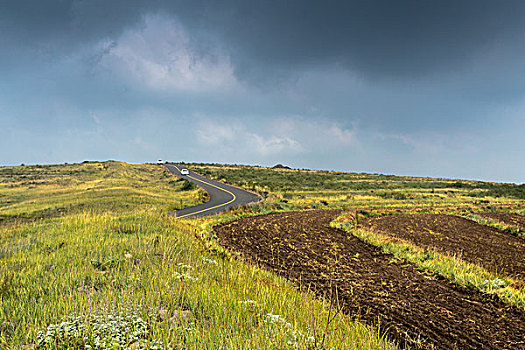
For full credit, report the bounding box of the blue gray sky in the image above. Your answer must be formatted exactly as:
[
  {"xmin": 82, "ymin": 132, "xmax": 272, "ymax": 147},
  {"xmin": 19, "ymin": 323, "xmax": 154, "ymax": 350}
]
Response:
[{"xmin": 1, "ymin": 1, "xmax": 524, "ymax": 183}]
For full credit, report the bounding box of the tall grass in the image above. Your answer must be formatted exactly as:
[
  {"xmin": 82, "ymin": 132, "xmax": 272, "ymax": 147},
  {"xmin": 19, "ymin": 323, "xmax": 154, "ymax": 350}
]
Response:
[{"xmin": 0, "ymin": 162, "xmax": 398, "ymax": 349}]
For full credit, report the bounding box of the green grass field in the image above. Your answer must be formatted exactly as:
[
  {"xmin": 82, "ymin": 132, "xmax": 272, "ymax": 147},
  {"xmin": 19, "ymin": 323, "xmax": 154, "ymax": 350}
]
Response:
[
  {"xmin": 2, "ymin": 161, "xmax": 524, "ymax": 349},
  {"xmin": 0, "ymin": 162, "xmax": 398, "ymax": 349},
  {"xmin": 187, "ymin": 162, "xmax": 525, "ymax": 211}
]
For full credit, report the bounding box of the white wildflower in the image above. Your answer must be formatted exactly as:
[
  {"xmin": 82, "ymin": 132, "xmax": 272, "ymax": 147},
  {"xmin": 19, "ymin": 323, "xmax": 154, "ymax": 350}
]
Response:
[{"xmin": 202, "ymin": 256, "xmax": 218, "ymax": 265}]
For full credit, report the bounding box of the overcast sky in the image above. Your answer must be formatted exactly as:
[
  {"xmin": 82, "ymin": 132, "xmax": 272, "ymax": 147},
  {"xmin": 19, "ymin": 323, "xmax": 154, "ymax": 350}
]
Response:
[{"xmin": 1, "ymin": 1, "xmax": 524, "ymax": 183}]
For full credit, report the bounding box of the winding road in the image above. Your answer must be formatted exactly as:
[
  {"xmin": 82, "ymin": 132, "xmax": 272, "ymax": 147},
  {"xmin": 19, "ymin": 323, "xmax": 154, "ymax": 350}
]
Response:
[{"xmin": 164, "ymin": 164, "xmax": 261, "ymax": 218}]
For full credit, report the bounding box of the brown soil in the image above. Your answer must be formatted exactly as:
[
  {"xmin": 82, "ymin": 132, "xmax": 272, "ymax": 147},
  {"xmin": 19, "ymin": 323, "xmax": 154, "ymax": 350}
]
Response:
[
  {"xmin": 214, "ymin": 210, "xmax": 525, "ymax": 349},
  {"xmin": 360, "ymin": 214, "xmax": 525, "ymax": 279},
  {"xmin": 478, "ymin": 212, "xmax": 525, "ymax": 230}
]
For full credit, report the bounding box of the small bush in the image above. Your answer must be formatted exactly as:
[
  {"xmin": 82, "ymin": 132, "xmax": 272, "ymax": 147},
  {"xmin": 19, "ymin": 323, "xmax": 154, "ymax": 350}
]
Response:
[{"xmin": 180, "ymin": 180, "xmax": 196, "ymax": 191}]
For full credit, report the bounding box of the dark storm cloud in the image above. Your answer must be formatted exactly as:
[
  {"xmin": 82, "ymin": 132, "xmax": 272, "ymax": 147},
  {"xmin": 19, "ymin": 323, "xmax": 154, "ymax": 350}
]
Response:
[
  {"xmin": 187, "ymin": 1, "xmax": 525, "ymax": 80},
  {"xmin": 3, "ymin": 1, "xmax": 525, "ymax": 79},
  {"xmin": 1, "ymin": 0, "xmax": 141, "ymax": 44},
  {"xmin": 2, "ymin": 1, "xmax": 525, "ymax": 182}
]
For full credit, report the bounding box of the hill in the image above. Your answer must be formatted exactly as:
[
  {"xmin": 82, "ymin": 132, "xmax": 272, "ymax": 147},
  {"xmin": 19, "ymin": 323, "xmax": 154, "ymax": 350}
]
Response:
[
  {"xmin": 0, "ymin": 161, "xmax": 395, "ymax": 349},
  {"xmin": 1, "ymin": 161, "xmax": 523, "ymax": 349}
]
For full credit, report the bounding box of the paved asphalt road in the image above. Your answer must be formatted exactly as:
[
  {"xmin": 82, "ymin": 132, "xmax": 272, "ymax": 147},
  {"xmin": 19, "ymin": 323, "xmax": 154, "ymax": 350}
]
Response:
[{"xmin": 164, "ymin": 164, "xmax": 262, "ymax": 218}]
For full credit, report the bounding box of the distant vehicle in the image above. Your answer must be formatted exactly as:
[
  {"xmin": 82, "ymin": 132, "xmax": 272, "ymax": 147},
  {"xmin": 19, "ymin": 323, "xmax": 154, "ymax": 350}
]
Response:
[
  {"xmin": 181, "ymin": 168, "xmax": 189, "ymax": 175},
  {"xmin": 157, "ymin": 159, "xmax": 163, "ymax": 164}
]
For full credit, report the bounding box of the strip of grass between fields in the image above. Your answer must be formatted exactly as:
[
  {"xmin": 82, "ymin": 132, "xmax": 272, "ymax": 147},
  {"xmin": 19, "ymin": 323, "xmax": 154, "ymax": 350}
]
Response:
[
  {"xmin": 461, "ymin": 213, "xmax": 524, "ymax": 237},
  {"xmin": 332, "ymin": 213, "xmax": 525, "ymax": 310}
]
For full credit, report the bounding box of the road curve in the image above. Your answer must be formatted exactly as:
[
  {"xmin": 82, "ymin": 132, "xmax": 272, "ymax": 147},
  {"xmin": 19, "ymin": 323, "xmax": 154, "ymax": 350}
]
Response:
[{"xmin": 164, "ymin": 164, "xmax": 262, "ymax": 218}]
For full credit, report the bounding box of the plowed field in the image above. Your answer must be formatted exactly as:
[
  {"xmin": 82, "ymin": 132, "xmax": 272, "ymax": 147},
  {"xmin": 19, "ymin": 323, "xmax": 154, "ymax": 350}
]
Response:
[
  {"xmin": 478, "ymin": 212, "xmax": 525, "ymax": 231},
  {"xmin": 360, "ymin": 214, "xmax": 525, "ymax": 279},
  {"xmin": 214, "ymin": 210, "xmax": 525, "ymax": 349}
]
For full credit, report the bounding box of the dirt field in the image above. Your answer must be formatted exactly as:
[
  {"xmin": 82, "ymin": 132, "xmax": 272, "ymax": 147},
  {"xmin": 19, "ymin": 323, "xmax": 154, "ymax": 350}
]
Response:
[
  {"xmin": 360, "ymin": 214, "xmax": 525, "ymax": 279},
  {"xmin": 478, "ymin": 212, "xmax": 525, "ymax": 230},
  {"xmin": 214, "ymin": 210, "xmax": 525, "ymax": 349}
]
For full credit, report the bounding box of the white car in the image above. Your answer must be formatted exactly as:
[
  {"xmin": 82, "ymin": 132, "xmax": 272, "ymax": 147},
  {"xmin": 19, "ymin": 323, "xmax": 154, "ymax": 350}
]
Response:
[{"xmin": 180, "ymin": 168, "xmax": 190, "ymax": 175}]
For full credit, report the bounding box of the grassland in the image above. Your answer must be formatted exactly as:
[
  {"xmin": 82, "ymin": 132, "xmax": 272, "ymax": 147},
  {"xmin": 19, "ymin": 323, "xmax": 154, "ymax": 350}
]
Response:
[
  {"xmin": 186, "ymin": 163, "xmax": 525, "ymax": 211},
  {"xmin": 2, "ymin": 161, "xmax": 524, "ymax": 349},
  {"xmin": 0, "ymin": 161, "xmax": 204, "ymax": 221},
  {"xmin": 0, "ymin": 162, "xmax": 397, "ymax": 349}
]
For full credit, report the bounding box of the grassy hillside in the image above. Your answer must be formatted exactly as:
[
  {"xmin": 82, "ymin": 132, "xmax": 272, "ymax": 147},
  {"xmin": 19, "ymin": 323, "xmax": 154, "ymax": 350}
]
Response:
[
  {"xmin": 0, "ymin": 162, "xmax": 397, "ymax": 349},
  {"xmin": 3, "ymin": 161, "xmax": 523, "ymax": 349},
  {"xmin": 0, "ymin": 161, "xmax": 205, "ymax": 222}
]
